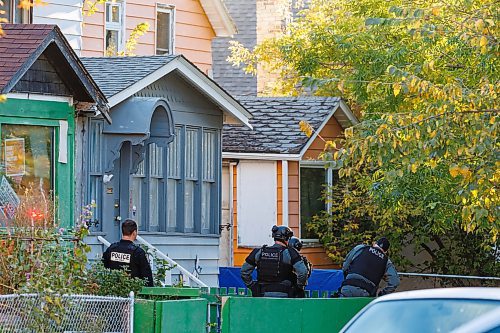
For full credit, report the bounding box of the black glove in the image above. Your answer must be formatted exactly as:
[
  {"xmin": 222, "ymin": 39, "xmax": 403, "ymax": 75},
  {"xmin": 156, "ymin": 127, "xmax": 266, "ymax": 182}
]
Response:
[
  {"xmin": 296, "ymin": 285, "xmax": 305, "ymax": 298},
  {"xmin": 248, "ymin": 281, "xmax": 261, "ymax": 297}
]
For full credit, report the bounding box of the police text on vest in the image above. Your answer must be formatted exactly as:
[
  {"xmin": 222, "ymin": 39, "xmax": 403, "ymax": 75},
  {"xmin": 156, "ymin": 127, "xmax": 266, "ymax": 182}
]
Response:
[
  {"xmin": 369, "ymin": 247, "xmax": 385, "ymax": 259},
  {"xmin": 111, "ymin": 252, "xmax": 131, "ymax": 263}
]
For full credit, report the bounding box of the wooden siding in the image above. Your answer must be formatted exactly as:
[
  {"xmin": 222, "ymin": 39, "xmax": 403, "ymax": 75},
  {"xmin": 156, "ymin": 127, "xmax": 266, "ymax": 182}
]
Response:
[
  {"xmin": 277, "ymin": 161, "xmax": 282, "ymax": 226},
  {"xmin": 33, "ymin": 0, "xmax": 83, "ymax": 54},
  {"xmin": 81, "ymin": 0, "xmax": 215, "ymax": 74},
  {"xmin": 303, "ymin": 116, "xmax": 344, "ymax": 160}
]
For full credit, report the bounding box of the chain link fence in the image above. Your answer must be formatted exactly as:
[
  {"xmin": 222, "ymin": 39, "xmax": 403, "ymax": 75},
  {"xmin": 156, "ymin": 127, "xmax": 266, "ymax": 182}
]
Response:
[{"xmin": 0, "ymin": 293, "xmax": 134, "ymax": 333}]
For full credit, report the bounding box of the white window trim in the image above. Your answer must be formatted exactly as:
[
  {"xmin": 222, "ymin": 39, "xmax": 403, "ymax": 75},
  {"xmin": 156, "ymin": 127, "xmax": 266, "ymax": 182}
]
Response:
[
  {"xmin": 298, "ymin": 161, "xmax": 337, "ymax": 241},
  {"xmin": 104, "ymin": 1, "xmax": 126, "ymax": 54},
  {"xmin": 155, "ymin": 3, "xmax": 176, "ymax": 55}
]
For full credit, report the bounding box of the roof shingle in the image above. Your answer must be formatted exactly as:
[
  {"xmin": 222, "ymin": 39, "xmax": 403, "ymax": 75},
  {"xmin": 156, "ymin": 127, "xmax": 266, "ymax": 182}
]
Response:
[
  {"xmin": 223, "ymin": 96, "xmax": 340, "ymax": 154},
  {"xmin": 81, "ymin": 55, "xmax": 178, "ymax": 98},
  {"xmin": 0, "ymin": 24, "xmax": 55, "ymax": 91}
]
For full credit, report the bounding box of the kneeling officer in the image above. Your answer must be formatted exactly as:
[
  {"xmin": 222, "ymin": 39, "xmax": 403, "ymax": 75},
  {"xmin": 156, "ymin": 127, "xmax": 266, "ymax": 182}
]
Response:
[
  {"xmin": 102, "ymin": 219, "xmax": 154, "ymax": 287},
  {"xmin": 240, "ymin": 225, "xmax": 307, "ymax": 297}
]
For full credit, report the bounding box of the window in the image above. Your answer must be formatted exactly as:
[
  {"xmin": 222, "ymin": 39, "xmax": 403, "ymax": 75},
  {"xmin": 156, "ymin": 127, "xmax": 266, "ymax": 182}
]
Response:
[
  {"xmin": 131, "ymin": 143, "xmax": 165, "ymax": 232},
  {"xmin": 1, "ymin": 0, "xmax": 32, "ymax": 24},
  {"xmin": 156, "ymin": 4, "xmax": 174, "ymax": 55},
  {"xmin": 88, "ymin": 120, "xmax": 104, "ymax": 231},
  {"xmin": 167, "ymin": 126, "xmax": 181, "ymax": 231},
  {"xmin": 0, "ymin": 124, "xmax": 54, "ymax": 221},
  {"xmin": 300, "ymin": 164, "xmax": 338, "ymax": 239},
  {"xmin": 184, "ymin": 128, "xmax": 199, "ymax": 232},
  {"xmin": 201, "ymin": 130, "xmax": 217, "ymax": 233},
  {"xmin": 105, "ymin": 1, "xmax": 123, "ymax": 55}
]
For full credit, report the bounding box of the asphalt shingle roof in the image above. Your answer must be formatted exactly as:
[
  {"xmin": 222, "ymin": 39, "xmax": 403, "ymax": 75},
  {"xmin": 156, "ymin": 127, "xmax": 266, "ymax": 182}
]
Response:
[
  {"xmin": 223, "ymin": 96, "xmax": 340, "ymax": 154},
  {"xmin": 0, "ymin": 24, "xmax": 55, "ymax": 92},
  {"xmin": 81, "ymin": 55, "xmax": 178, "ymax": 98}
]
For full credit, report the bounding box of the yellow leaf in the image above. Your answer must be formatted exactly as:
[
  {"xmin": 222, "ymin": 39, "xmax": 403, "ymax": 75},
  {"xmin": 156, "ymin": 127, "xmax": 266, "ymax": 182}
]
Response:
[
  {"xmin": 0, "ymin": 94, "xmax": 6, "ymax": 103},
  {"xmin": 449, "ymin": 165, "xmax": 460, "ymax": 178},
  {"xmin": 429, "ymin": 130, "xmax": 437, "ymax": 138},
  {"xmin": 299, "ymin": 120, "xmax": 313, "ymax": 138},
  {"xmin": 429, "ymin": 159, "xmax": 437, "ymax": 169},
  {"xmin": 489, "ymin": 116, "xmax": 495, "ymax": 125},
  {"xmin": 411, "ymin": 163, "xmax": 418, "ymax": 173},
  {"xmin": 479, "ymin": 36, "xmax": 488, "ymax": 47},
  {"xmin": 471, "ymin": 189, "xmax": 478, "ymax": 198},
  {"xmin": 344, "ymin": 127, "xmax": 353, "ymax": 138},
  {"xmin": 475, "ymin": 19, "xmax": 484, "ymax": 31},
  {"xmin": 431, "ymin": 6, "xmax": 441, "ymax": 16},
  {"xmin": 337, "ymin": 80, "xmax": 345, "ymax": 93},
  {"xmin": 393, "ymin": 83, "xmax": 401, "ymax": 96},
  {"xmin": 397, "ymin": 169, "xmax": 404, "ymax": 177}
]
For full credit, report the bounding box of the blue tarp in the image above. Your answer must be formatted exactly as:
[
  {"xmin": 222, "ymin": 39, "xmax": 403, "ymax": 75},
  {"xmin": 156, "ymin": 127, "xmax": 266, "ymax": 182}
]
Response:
[{"xmin": 219, "ymin": 267, "xmax": 344, "ymax": 291}]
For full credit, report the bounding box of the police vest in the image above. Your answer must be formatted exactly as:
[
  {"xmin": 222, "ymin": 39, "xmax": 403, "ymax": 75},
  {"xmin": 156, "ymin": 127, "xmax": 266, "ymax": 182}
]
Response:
[
  {"xmin": 348, "ymin": 246, "xmax": 388, "ymax": 287},
  {"xmin": 104, "ymin": 240, "xmax": 141, "ymax": 277},
  {"xmin": 257, "ymin": 246, "xmax": 293, "ymax": 283}
]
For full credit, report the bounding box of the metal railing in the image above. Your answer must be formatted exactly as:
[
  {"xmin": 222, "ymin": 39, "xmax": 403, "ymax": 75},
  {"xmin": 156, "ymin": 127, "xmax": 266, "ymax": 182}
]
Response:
[
  {"xmin": 0, "ymin": 293, "xmax": 134, "ymax": 333},
  {"xmin": 97, "ymin": 235, "xmax": 208, "ymax": 288},
  {"xmin": 399, "ymin": 272, "xmax": 500, "ymax": 281}
]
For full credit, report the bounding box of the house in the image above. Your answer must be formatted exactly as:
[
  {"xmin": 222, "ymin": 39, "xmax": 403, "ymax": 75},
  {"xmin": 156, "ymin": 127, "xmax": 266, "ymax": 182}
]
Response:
[
  {"xmin": 81, "ymin": 55, "xmax": 251, "ymax": 286},
  {"xmin": 0, "ymin": 24, "xmax": 108, "ymax": 227},
  {"xmin": 220, "ymin": 97, "xmax": 358, "ymax": 268},
  {"xmin": 1, "ymin": 0, "xmax": 237, "ymax": 73}
]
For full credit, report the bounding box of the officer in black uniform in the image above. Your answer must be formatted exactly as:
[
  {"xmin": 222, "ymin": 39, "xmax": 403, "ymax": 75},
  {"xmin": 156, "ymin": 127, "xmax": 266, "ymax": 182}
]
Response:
[
  {"xmin": 102, "ymin": 219, "xmax": 154, "ymax": 287},
  {"xmin": 240, "ymin": 225, "xmax": 308, "ymax": 298},
  {"xmin": 340, "ymin": 237, "xmax": 399, "ymax": 297},
  {"xmin": 288, "ymin": 236, "xmax": 313, "ymax": 298}
]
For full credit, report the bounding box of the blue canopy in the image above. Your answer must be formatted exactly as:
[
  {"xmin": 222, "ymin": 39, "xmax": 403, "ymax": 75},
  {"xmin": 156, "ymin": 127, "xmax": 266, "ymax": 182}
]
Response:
[{"xmin": 219, "ymin": 267, "xmax": 344, "ymax": 291}]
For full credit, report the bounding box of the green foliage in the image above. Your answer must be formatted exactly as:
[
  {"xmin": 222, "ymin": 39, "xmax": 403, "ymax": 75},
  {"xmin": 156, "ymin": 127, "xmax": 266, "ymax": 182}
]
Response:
[
  {"xmin": 87, "ymin": 262, "xmax": 145, "ymax": 297},
  {"xmin": 230, "ymin": 0, "xmax": 499, "ymax": 279}
]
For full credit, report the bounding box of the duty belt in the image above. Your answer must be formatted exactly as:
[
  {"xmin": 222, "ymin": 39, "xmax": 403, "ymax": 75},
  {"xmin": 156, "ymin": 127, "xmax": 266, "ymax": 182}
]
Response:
[{"xmin": 341, "ymin": 278, "xmax": 377, "ymax": 296}]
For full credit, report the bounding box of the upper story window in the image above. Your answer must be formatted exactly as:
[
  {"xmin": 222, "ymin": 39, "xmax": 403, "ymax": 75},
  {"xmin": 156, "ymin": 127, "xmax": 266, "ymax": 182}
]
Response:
[
  {"xmin": 156, "ymin": 4, "xmax": 175, "ymax": 55},
  {"xmin": 1, "ymin": 0, "xmax": 32, "ymax": 23},
  {"xmin": 105, "ymin": 1, "xmax": 124, "ymax": 55}
]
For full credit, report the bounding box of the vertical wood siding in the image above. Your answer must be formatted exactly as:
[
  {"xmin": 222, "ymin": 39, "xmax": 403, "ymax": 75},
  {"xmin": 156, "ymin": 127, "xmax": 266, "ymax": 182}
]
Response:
[{"xmin": 81, "ymin": 0, "xmax": 215, "ymax": 73}]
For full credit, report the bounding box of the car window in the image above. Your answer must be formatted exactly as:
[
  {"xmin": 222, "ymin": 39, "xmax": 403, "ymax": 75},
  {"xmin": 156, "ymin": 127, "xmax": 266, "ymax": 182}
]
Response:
[{"xmin": 343, "ymin": 299, "xmax": 500, "ymax": 333}]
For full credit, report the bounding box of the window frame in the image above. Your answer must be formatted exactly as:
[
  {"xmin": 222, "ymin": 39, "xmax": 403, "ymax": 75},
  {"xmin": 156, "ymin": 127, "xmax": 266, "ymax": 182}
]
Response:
[
  {"xmin": 2, "ymin": 0, "xmax": 32, "ymax": 24},
  {"xmin": 299, "ymin": 161, "xmax": 337, "ymax": 241},
  {"xmin": 88, "ymin": 119, "xmax": 104, "ymax": 232},
  {"xmin": 104, "ymin": 1, "xmax": 125, "ymax": 55},
  {"xmin": 155, "ymin": 4, "xmax": 175, "ymax": 55}
]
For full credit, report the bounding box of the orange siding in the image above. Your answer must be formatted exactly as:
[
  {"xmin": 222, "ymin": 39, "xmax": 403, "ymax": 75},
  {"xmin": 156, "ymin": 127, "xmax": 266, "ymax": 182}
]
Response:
[
  {"xmin": 277, "ymin": 161, "xmax": 282, "ymax": 226},
  {"xmin": 81, "ymin": 0, "xmax": 215, "ymax": 73},
  {"xmin": 288, "ymin": 161, "xmax": 300, "ymax": 237},
  {"xmin": 303, "ymin": 116, "xmax": 344, "ymax": 160}
]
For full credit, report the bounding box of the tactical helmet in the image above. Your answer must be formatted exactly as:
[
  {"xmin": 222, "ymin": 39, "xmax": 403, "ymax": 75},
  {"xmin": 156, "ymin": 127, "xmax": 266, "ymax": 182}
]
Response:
[
  {"xmin": 288, "ymin": 237, "xmax": 303, "ymax": 251},
  {"xmin": 271, "ymin": 225, "xmax": 293, "ymax": 242}
]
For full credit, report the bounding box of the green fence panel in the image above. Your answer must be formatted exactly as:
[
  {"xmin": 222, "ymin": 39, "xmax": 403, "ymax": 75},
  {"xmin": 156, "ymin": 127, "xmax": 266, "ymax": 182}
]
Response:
[
  {"xmin": 155, "ymin": 299, "xmax": 208, "ymax": 333},
  {"xmin": 221, "ymin": 297, "xmax": 372, "ymax": 333},
  {"xmin": 134, "ymin": 299, "xmax": 156, "ymax": 333}
]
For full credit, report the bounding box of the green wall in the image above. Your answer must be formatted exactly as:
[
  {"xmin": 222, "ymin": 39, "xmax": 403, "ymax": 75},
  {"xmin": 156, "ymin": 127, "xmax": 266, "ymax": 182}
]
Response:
[
  {"xmin": 0, "ymin": 98, "xmax": 75, "ymax": 227},
  {"xmin": 221, "ymin": 297, "xmax": 372, "ymax": 333}
]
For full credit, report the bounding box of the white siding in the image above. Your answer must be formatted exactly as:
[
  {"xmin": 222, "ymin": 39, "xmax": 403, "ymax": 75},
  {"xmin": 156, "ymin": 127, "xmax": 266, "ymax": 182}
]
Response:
[
  {"xmin": 237, "ymin": 160, "xmax": 277, "ymax": 247},
  {"xmin": 33, "ymin": 1, "xmax": 83, "ymax": 55}
]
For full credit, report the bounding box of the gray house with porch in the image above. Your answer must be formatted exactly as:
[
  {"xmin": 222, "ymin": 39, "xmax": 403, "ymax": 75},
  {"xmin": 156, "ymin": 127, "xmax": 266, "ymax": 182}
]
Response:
[{"xmin": 80, "ymin": 55, "xmax": 251, "ymax": 286}]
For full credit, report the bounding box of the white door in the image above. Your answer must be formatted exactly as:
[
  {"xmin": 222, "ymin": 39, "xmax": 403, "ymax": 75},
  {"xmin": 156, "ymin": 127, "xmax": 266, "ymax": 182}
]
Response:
[
  {"xmin": 237, "ymin": 160, "xmax": 277, "ymax": 247},
  {"xmin": 219, "ymin": 164, "xmax": 232, "ymax": 267}
]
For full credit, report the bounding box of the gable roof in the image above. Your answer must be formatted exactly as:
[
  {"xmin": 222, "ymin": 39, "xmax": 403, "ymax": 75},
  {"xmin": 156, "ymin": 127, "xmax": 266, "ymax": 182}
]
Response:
[
  {"xmin": 81, "ymin": 55, "xmax": 252, "ymax": 129},
  {"xmin": 0, "ymin": 24, "xmax": 109, "ymax": 120},
  {"xmin": 222, "ymin": 96, "xmax": 358, "ymax": 156},
  {"xmin": 200, "ymin": 0, "xmax": 237, "ymax": 37}
]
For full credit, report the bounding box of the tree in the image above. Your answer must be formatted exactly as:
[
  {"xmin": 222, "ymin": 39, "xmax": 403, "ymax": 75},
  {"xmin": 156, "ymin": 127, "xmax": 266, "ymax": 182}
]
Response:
[{"xmin": 229, "ymin": 0, "xmax": 499, "ymax": 279}]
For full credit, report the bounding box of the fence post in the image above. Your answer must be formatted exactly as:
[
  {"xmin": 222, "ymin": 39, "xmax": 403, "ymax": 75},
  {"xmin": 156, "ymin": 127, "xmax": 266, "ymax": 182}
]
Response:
[{"xmin": 129, "ymin": 291, "xmax": 135, "ymax": 333}]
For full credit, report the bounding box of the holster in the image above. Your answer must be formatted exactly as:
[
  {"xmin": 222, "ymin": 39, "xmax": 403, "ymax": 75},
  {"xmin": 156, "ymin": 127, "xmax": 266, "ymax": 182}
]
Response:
[{"xmin": 249, "ymin": 283, "xmax": 262, "ymax": 297}]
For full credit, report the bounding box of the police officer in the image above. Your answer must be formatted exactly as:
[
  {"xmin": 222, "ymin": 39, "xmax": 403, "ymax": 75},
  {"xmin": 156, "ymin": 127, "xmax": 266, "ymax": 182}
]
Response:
[
  {"xmin": 240, "ymin": 225, "xmax": 308, "ymax": 298},
  {"xmin": 288, "ymin": 236, "xmax": 313, "ymax": 298},
  {"xmin": 102, "ymin": 219, "xmax": 154, "ymax": 287},
  {"xmin": 340, "ymin": 237, "xmax": 399, "ymax": 297}
]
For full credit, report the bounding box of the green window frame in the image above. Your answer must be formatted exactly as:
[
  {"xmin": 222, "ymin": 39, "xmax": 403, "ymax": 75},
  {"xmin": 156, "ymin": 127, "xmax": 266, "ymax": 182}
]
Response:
[{"xmin": 0, "ymin": 99, "xmax": 75, "ymax": 228}]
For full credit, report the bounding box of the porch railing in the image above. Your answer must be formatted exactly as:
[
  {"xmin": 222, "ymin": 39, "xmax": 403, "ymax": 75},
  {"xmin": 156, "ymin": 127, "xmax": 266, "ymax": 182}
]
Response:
[{"xmin": 97, "ymin": 236, "xmax": 208, "ymax": 288}]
